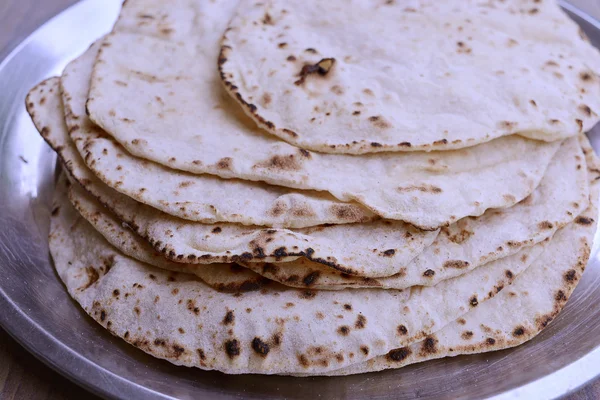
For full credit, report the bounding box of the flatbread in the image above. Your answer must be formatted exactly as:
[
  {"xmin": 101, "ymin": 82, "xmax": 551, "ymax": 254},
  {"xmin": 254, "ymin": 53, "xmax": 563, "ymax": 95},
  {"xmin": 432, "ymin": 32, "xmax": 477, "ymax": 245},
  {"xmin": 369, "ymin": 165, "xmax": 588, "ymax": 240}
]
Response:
[
  {"xmin": 85, "ymin": 0, "xmax": 561, "ymax": 230},
  {"xmin": 66, "ymin": 135, "xmax": 591, "ymax": 292},
  {"xmin": 321, "ymin": 177, "xmax": 599, "ymax": 376},
  {"xmin": 27, "ymin": 78, "xmax": 439, "ymax": 278},
  {"xmin": 64, "ymin": 174, "xmax": 269, "ymax": 293},
  {"xmin": 49, "ymin": 179, "xmax": 541, "ymax": 374},
  {"xmin": 245, "ymin": 135, "xmax": 591, "ymax": 289},
  {"xmin": 60, "ymin": 41, "xmax": 374, "ymax": 229},
  {"xmin": 220, "ymin": 0, "xmax": 600, "ymax": 154}
]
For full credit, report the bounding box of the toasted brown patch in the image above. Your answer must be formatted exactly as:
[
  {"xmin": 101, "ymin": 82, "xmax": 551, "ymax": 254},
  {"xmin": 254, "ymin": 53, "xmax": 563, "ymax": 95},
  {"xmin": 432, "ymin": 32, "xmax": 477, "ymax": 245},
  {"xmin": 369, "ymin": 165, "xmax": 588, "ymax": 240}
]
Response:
[
  {"xmin": 535, "ymin": 314, "xmax": 554, "ymax": 330},
  {"xmin": 331, "ymin": 85, "xmax": 344, "ymax": 95},
  {"xmin": 355, "ymin": 315, "xmax": 367, "ymax": 329},
  {"xmin": 291, "ymin": 204, "xmax": 316, "ymax": 218},
  {"xmin": 281, "ymin": 128, "xmax": 298, "ymax": 137},
  {"xmin": 262, "ymin": 13, "xmax": 273, "ymax": 25},
  {"xmin": 580, "ymin": 71, "xmax": 594, "ymax": 82},
  {"xmin": 555, "ymin": 290, "xmax": 567, "ymax": 302},
  {"xmin": 579, "ymin": 104, "xmax": 593, "ymax": 117},
  {"xmin": 269, "ymin": 201, "xmax": 287, "ymax": 217},
  {"xmin": 397, "ymin": 325, "xmax": 408, "ymax": 335},
  {"xmin": 298, "ymin": 354, "xmax": 309, "ymax": 368},
  {"xmin": 470, "ymin": 296, "xmax": 479, "ymax": 307},
  {"xmin": 255, "ymin": 154, "xmax": 302, "ymax": 171},
  {"xmin": 251, "ymin": 337, "xmax": 270, "ymax": 357},
  {"xmin": 302, "ymin": 271, "xmax": 321, "ymax": 286},
  {"xmin": 420, "ymin": 336, "xmax": 438, "ymax": 355},
  {"xmin": 329, "ymin": 204, "xmax": 364, "ymax": 222},
  {"xmin": 456, "ymin": 41, "xmax": 472, "ymax": 54},
  {"xmin": 223, "ymin": 310, "xmax": 235, "ymax": 325},
  {"xmin": 575, "ymin": 216, "xmax": 593, "ymax": 225},
  {"xmin": 224, "ymin": 339, "xmax": 240, "ymax": 358},
  {"xmin": 499, "ymin": 121, "xmax": 517, "ymax": 130},
  {"xmin": 82, "ymin": 267, "xmax": 99, "ymax": 290},
  {"xmin": 217, "ymin": 157, "xmax": 233, "ymax": 170},
  {"xmin": 397, "ymin": 184, "xmax": 442, "ymax": 194},
  {"xmin": 538, "ymin": 221, "xmax": 554, "ymax": 230},
  {"xmin": 386, "ymin": 347, "xmax": 411, "ymax": 362},
  {"xmin": 337, "ymin": 326, "xmax": 350, "ymax": 336},
  {"xmin": 443, "ymin": 260, "xmax": 470, "ymax": 269},
  {"xmin": 257, "ymin": 91, "xmax": 273, "ymax": 107},
  {"xmin": 368, "ymin": 115, "xmax": 391, "ymax": 129},
  {"xmin": 294, "ymin": 58, "xmax": 336, "ymax": 86},
  {"xmin": 513, "ymin": 326, "xmax": 526, "ymax": 337},
  {"xmin": 299, "ymin": 290, "xmax": 317, "ymax": 300},
  {"xmin": 564, "ymin": 269, "xmax": 577, "ymax": 282},
  {"xmin": 446, "ymin": 229, "xmax": 474, "ymax": 244}
]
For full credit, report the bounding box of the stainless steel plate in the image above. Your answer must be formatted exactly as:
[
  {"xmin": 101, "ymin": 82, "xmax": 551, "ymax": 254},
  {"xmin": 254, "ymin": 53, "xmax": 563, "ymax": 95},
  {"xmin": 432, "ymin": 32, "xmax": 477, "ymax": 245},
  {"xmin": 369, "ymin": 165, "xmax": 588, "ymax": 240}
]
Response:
[{"xmin": 2, "ymin": 1, "xmax": 600, "ymax": 399}]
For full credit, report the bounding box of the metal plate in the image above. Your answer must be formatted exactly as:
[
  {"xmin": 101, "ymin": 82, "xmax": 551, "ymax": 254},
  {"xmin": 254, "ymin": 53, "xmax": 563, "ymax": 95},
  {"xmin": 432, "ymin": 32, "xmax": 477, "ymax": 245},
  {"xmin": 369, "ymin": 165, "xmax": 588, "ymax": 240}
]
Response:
[{"xmin": 1, "ymin": 1, "xmax": 600, "ymax": 399}]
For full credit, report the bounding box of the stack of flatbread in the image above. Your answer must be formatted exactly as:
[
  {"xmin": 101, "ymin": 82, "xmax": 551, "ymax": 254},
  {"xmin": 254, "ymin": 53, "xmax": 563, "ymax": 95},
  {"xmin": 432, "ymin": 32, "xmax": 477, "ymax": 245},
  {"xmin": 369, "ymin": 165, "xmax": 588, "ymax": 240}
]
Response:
[{"xmin": 25, "ymin": 0, "xmax": 600, "ymax": 375}]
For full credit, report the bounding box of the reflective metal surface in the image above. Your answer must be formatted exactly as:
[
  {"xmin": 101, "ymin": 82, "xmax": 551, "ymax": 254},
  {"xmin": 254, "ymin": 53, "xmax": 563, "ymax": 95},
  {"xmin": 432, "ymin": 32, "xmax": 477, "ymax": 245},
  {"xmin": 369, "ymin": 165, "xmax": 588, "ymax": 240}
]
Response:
[{"xmin": 1, "ymin": 1, "xmax": 600, "ymax": 399}]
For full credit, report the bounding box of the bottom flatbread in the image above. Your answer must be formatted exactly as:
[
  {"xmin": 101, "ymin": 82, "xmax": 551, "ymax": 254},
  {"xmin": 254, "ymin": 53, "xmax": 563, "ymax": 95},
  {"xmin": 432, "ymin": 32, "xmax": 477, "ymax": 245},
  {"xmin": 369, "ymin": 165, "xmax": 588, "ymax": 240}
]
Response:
[
  {"xmin": 49, "ymin": 179, "xmax": 540, "ymax": 375},
  {"xmin": 50, "ymin": 164, "xmax": 599, "ymax": 375}
]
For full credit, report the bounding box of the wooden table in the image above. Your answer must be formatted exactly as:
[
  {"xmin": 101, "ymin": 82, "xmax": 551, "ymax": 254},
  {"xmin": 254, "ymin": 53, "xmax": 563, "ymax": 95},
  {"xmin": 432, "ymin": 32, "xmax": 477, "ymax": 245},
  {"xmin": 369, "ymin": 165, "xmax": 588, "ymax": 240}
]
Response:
[{"xmin": 1, "ymin": 0, "xmax": 600, "ymax": 399}]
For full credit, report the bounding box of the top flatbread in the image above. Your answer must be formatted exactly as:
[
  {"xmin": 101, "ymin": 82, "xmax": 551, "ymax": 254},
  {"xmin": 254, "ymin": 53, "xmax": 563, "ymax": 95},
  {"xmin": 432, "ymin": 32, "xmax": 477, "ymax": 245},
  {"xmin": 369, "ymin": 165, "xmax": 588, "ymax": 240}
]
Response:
[
  {"xmin": 220, "ymin": 0, "xmax": 600, "ymax": 153},
  {"xmin": 85, "ymin": 0, "xmax": 561, "ymax": 230}
]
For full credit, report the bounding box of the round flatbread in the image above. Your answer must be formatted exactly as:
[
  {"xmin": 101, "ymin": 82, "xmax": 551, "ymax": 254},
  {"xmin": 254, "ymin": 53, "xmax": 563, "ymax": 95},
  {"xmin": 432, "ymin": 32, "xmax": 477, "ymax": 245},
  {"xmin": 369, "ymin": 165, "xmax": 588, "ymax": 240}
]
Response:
[
  {"xmin": 59, "ymin": 40, "xmax": 374, "ymax": 228},
  {"xmin": 27, "ymin": 79, "xmax": 438, "ymax": 278},
  {"xmin": 220, "ymin": 0, "xmax": 600, "ymax": 153},
  {"xmin": 49, "ymin": 178, "xmax": 540, "ymax": 375}
]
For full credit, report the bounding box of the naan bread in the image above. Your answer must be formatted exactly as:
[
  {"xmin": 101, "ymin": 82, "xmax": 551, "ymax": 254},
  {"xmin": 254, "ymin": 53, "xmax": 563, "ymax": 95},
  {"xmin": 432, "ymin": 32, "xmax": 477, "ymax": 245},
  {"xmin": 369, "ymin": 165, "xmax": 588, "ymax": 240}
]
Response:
[
  {"xmin": 60, "ymin": 41, "xmax": 374, "ymax": 229},
  {"xmin": 49, "ymin": 178, "xmax": 541, "ymax": 374},
  {"xmin": 86, "ymin": 0, "xmax": 561, "ymax": 230},
  {"xmin": 27, "ymin": 79, "xmax": 438, "ymax": 278},
  {"xmin": 221, "ymin": 0, "xmax": 600, "ymax": 154}
]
